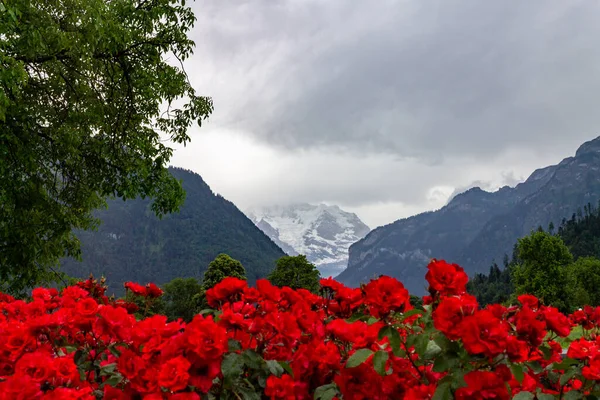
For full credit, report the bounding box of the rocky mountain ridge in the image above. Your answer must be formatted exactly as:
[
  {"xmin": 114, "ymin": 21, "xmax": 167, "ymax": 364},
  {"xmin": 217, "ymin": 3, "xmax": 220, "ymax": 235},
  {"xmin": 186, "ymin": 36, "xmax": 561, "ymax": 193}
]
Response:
[{"xmin": 337, "ymin": 136, "xmax": 600, "ymax": 294}]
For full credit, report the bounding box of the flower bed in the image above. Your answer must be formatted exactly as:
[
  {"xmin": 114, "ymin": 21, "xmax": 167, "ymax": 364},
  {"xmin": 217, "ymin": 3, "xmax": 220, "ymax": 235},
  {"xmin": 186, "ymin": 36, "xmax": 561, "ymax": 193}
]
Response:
[{"xmin": 1, "ymin": 260, "xmax": 599, "ymax": 399}]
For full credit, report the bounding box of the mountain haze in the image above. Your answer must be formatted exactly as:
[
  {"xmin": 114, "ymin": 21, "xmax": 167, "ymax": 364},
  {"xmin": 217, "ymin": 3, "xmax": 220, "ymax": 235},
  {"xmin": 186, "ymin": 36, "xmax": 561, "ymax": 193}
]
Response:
[
  {"xmin": 247, "ymin": 204, "xmax": 370, "ymax": 277},
  {"xmin": 337, "ymin": 136, "xmax": 600, "ymax": 295},
  {"xmin": 60, "ymin": 168, "xmax": 286, "ymax": 294}
]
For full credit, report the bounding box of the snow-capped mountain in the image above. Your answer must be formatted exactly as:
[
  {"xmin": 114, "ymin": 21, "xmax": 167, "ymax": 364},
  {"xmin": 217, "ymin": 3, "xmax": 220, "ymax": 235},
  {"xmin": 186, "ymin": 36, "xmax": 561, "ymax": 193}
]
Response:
[{"xmin": 246, "ymin": 204, "xmax": 370, "ymax": 277}]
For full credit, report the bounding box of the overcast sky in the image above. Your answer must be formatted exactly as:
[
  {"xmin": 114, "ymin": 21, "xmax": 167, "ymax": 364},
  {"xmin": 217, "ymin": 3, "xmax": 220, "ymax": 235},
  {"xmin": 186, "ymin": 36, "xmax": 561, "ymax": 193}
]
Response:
[{"xmin": 169, "ymin": 0, "xmax": 600, "ymax": 228}]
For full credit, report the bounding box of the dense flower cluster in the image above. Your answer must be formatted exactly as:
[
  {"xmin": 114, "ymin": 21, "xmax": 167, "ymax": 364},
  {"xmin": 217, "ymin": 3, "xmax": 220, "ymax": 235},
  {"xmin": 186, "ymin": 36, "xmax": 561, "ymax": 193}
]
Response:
[{"xmin": 1, "ymin": 260, "xmax": 600, "ymax": 398}]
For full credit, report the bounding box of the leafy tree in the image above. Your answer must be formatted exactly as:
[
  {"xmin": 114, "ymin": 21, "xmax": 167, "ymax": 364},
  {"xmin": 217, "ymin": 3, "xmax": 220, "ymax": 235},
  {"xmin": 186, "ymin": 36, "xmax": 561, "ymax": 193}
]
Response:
[
  {"xmin": 268, "ymin": 255, "xmax": 320, "ymax": 293},
  {"xmin": 511, "ymin": 231, "xmax": 574, "ymax": 312},
  {"xmin": 158, "ymin": 277, "xmax": 203, "ymax": 322},
  {"xmin": 0, "ymin": 0, "xmax": 212, "ymax": 293},
  {"xmin": 569, "ymin": 257, "xmax": 600, "ymax": 307},
  {"xmin": 202, "ymin": 254, "xmax": 246, "ymax": 290}
]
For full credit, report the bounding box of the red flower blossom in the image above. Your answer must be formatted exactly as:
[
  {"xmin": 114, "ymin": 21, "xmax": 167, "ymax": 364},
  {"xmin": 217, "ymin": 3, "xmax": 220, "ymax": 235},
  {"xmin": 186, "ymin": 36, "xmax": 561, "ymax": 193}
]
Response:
[
  {"xmin": 364, "ymin": 276, "xmax": 411, "ymax": 317},
  {"xmin": 205, "ymin": 277, "xmax": 248, "ymax": 307},
  {"xmin": 425, "ymin": 259, "xmax": 469, "ymax": 296},
  {"xmin": 542, "ymin": 306, "xmax": 571, "ymax": 337},
  {"xmin": 124, "ymin": 282, "xmax": 147, "ymax": 296},
  {"xmin": 265, "ymin": 374, "xmax": 296, "ymax": 400},
  {"xmin": 455, "ymin": 371, "xmax": 510, "ymax": 400},
  {"xmin": 158, "ymin": 356, "xmax": 191, "ymax": 391},
  {"xmin": 459, "ymin": 310, "xmax": 508, "ymax": 357},
  {"xmin": 432, "ymin": 294, "xmax": 478, "ymax": 340}
]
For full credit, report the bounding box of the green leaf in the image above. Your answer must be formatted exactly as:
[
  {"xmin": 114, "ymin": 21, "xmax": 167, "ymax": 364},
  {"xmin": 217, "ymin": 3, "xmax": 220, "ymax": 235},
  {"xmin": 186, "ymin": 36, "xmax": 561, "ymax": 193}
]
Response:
[
  {"xmin": 536, "ymin": 393, "xmax": 556, "ymax": 400},
  {"xmin": 432, "ymin": 381, "xmax": 452, "ymax": 400},
  {"xmin": 346, "ymin": 349, "xmax": 374, "ymax": 368},
  {"xmin": 103, "ymin": 374, "xmax": 123, "ymax": 387},
  {"xmin": 423, "ymin": 340, "xmax": 442, "ymax": 359},
  {"xmin": 510, "ymin": 364, "xmax": 525, "ymax": 384},
  {"xmin": 108, "ymin": 346, "xmax": 122, "ymax": 358},
  {"xmin": 366, "ymin": 316, "xmax": 379, "ymax": 325},
  {"xmin": 74, "ymin": 349, "xmax": 88, "ymax": 366},
  {"xmin": 560, "ymin": 367, "xmax": 579, "ymax": 386},
  {"xmin": 242, "ymin": 350, "xmax": 265, "ymax": 370},
  {"xmin": 512, "ymin": 392, "xmax": 534, "ymax": 400},
  {"xmin": 237, "ymin": 385, "xmax": 262, "ymax": 400},
  {"xmin": 563, "ymin": 391, "xmax": 583, "ymax": 400},
  {"xmin": 539, "ymin": 345, "xmax": 553, "ymax": 360},
  {"xmin": 378, "ymin": 326, "xmax": 402, "ymax": 356},
  {"xmin": 414, "ymin": 334, "xmax": 429, "ymax": 357},
  {"xmin": 552, "ymin": 357, "xmax": 579, "ymax": 370},
  {"xmin": 400, "ymin": 308, "xmax": 424, "ymax": 321},
  {"xmin": 432, "ymin": 356, "xmax": 450, "ymax": 373},
  {"xmin": 64, "ymin": 345, "xmax": 79, "ymax": 354},
  {"xmin": 221, "ymin": 353, "xmax": 243, "ymax": 383},
  {"xmin": 278, "ymin": 361, "xmax": 294, "ymax": 378},
  {"xmin": 525, "ymin": 361, "xmax": 544, "ymax": 374},
  {"xmin": 266, "ymin": 360, "xmax": 284, "ymax": 377},
  {"xmin": 314, "ymin": 383, "xmax": 339, "ymax": 400},
  {"xmin": 228, "ymin": 339, "xmax": 242, "ymax": 352},
  {"xmin": 99, "ymin": 363, "xmax": 117, "ymax": 376},
  {"xmin": 433, "ymin": 334, "xmax": 453, "ymax": 351},
  {"xmin": 372, "ymin": 350, "xmax": 389, "ymax": 376}
]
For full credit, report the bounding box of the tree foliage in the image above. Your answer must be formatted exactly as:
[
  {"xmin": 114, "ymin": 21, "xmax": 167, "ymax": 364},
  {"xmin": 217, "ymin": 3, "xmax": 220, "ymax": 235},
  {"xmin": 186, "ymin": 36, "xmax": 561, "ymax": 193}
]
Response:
[
  {"xmin": 0, "ymin": 0, "xmax": 212, "ymax": 293},
  {"xmin": 511, "ymin": 231, "xmax": 574, "ymax": 312},
  {"xmin": 158, "ymin": 277, "xmax": 203, "ymax": 322},
  {"xmin": 202, "ymin": 254, "xmax": 247, "ymax": 291},
  {"xmin": 568, "ymin": 257, "xmax": 600, "ymax": 307},
  {"xmin": 268, "ymin": 255, "xmax": 320, "ymax": 293}
]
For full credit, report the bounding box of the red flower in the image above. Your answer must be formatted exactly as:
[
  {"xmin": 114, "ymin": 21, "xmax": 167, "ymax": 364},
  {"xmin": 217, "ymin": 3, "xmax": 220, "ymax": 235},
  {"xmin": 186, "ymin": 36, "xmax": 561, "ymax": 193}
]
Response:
[
  {"xmin": 124, "ymin": 282, "xmax": 147, "ymax": 296},
  {"xmin": 459, "ymin": 310, "xmax": 508, "ymax": 357},
  {"xmin": 146, "ymin": 283, "xmax": 164, "ymax": 298},
  {"xmin": 568, "ymin": 339, "xmax": 598, "ymax": 360},
  {"xmin": 425, "ymin": 259, "xmax": 469, "ymax": 296},
  {"xmin": 455, "ymin": 371, "xmax": 510, "ymax": 400},
  {"xmin": 432, "ymin": 294, "xmax": 478, "ymax": 340},
  {"xmin": 518, "ymin": 294, "xmax": 539, "ymax": 309},
  {"xmin": 117, "ymin": 349, "xmax": 144, "ymax": 380},
  {"xmin": 14, "ymin": 350, "xmax": 55, "ymax": 383},
  {"xmin": 205, "ymin": 277, "xmax": 248, "ymax": 307},
  {"xmin": 75, "ymin": 297, "xmax": 98, "ymax": 318},
  {"xmin": 158, "ymin": 356, "xmax": 191, "ymax": 392},
  {"xmin": 514, "ymin": 306, "xmax": 547, "ymax": 347},
  {"xmin": 543, "ymin": 306, "xmax": 571, "ymax": 337},
  {"xmin": 363, "ymin": 276, "xmax": 411, "ymax": 317},
  {"xmin": 265, "ymin": 374, "xmax": 296, "ymax": 400}
]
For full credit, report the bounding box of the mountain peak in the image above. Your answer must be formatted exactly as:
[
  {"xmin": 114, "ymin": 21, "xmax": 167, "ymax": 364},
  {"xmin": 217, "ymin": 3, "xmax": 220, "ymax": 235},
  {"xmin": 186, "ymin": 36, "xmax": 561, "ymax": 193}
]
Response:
[
  {"xmin": 575, "ymin": 136, "xmax": 600, "ymax": 158},
  {"xmin": 246, "ymin": 203, "xmax": 370, "ymax": 277}
]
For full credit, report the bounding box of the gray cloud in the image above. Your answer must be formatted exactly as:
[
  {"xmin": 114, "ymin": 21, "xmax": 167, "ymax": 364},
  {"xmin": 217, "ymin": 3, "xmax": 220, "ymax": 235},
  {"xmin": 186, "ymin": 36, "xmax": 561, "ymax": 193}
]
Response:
[
  {"xmin": 174, "ymin": 1, "xmax": 600, "ymax": 227},
  {"xmin": 190, "ymin": 0, "xmax": 600, "ymax": 162}
]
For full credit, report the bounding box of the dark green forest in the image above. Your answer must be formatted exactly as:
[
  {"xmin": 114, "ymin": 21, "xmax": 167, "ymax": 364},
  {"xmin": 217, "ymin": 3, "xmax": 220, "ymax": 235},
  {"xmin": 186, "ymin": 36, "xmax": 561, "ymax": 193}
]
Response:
[
  {"xmin": 468, "ymin": 201, "xmax": 600, "ymax": 309},
  {"xmin": 60, "ymin": 168, "xmax": 286, "ymax": 294}
]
